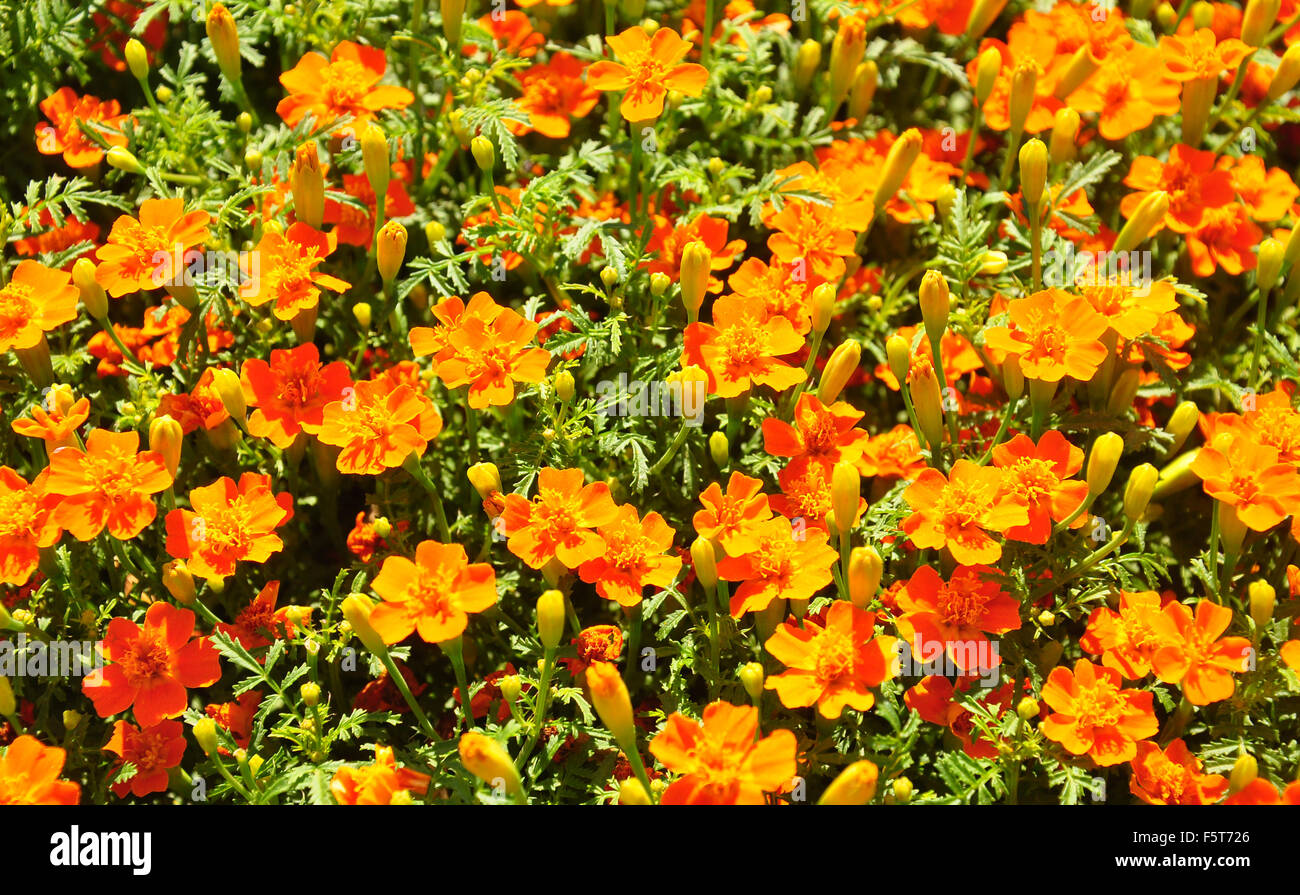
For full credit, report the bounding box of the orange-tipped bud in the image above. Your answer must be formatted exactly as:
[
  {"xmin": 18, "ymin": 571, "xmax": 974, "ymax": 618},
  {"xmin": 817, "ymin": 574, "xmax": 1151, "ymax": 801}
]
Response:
[
  {"xmin": 818, "ymin": 759, "xmax": 879, "ymax": 805},
  {"xmin": 291, "ymin": 143, "xmax": 324, "ymax": 230},
  {"xmin": 829, "ymin": 15, "xmax": 868, "ymax": 108},
  {"xmin": 377, "ymin": 220, "xmax": 408, "ymax": 285},
  {"xmin": 459, "ymin": 731, "xmax": 524, "ymax": 797},
  {"xmin": 586, "ymin": 660, "xmax": 637, "ymax": 750},
  {"xmin": 206, "ymin": 3, "xmax": 242, "ymax": 83},
  {"xmin": 818, "ymin": 340, "xmax": 862, "ymax": 404}
]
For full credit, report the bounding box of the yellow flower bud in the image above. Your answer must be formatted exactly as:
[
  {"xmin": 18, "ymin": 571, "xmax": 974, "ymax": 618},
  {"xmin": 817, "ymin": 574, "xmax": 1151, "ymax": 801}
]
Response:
[
  {"xmin": 848, "ymin": 60, "xmax": 879, "ymax": 121},
  {"xmin": 586, "ymin": 660, "xmax": 637, "ymax": 750},
  {"xmin": 831, "ymin": 461, "xmax": 860, "ymax": 539},
  {"xmin": 1257, "ymin": 237, "xmax": 1285, "ymax": 293},
  {"xmin": 1163, "ymin": 400, "xmax": 1199, "ymax": 455},
  {"xmin": 554, "ymin": 370, "xmax": 575, "ymax": 403},
  {"xmin": 978, "ymin": 250, "xmax": 1009, "ymax": 275},
  {"xmin": 459, "ymin": 731, "xmax": 524, "ymax": 797},
  {"xmin": 1268, "ymin": 44, "xmax": 1300, "ymax": 101},
  {"xmin": 1086, "ymin": 432, "xmax": 1124, "ymax": 497},
  {"xmin": 600, "ymin": 267, "xmax": 619, "ymax": 291},
  {"xmin": 1180, "ymin": 74, "xmax": 1217, "ymax": 146},
  {"xmin": 1008, "ymin": 61, "xmax": 1038, "ymax": 139},
  {"xmin": 1242, "ymin": 0, "xmax": 1280, "ymax": 47},
  {"xmin": 499, "ymin": 674, "xmax": 521, "ymax": 704},
  {"xmin": 739, "ymin": 661, "xmax": 765, "ymax": 701},
  {"xmin": 467, "ymin": 462, "xmax": 503, "ymax": 499},
  {"xmin": 377, "ymin": 220, "xmax": 408, "ymax": 285},
  {"xmin": 650, "ymin": 271, "xmax": 671, "ymax": 296},
  {"xmin": 107, "ymin": 146, "xmax": 145, "ymax": 174},
  {"xmin": 1049, "ymin": 108, "xmax": 1080, "ymax": 165},
  {"xmin": 619, "ymin": 777, "xmax": 652, "ymax": 805},
  {"xmin": 442, "ymin": 0, "xmax": 467, "ymax": 49},
  {"xmin": 237, "ymin": 111, "xmax": 252, "ymax": 133},
  {"xmin": 793, "ymin": 40, "xmax": 822, "ymax": 92},
  {"xmin": 1152, "ymin": 448, "xmax": 1201, "ymax": 500},
  {"xmin": 975, "ymin": 47, "xmax": 1001, "ymax": 106},
  {"xmin": 193, "ymin": 717, "xmax": 220, "ymax": 756},
  {"xmin": 818, "ymin": 759, "xmax": 879, "ymax": 805},
  {"xmin": 244, "ymin": 148, "xmax": 262, "ymax": 171},
  {"xmin": 124, "ymin": 38, "xmax": 149, "ymax": 81},
  {"xmin": 1038, "ymin": 609, "xmax": 1056, "ymax": 626},
  {"xmin": 679, "ymin": 240, "xmax": 712, "ymax": 324},
  {"xmin": 72, "ymin": 257, "xmax": 108, "ymax": 320},
  {"xmin": 361, "ymin": 124, "xmax": 391, "ymax": 200},
  {"xmin": 886, "ymin": 334, "xmax": 911, "ymax": 387},
  {"xmin": 1123, "ymin": 463, "xmax": 1158, "ymax": 522},
  {"xmin": 1106, "ymin": 367, "xmax": 1141, "ymax": 417},
  {"xmin": 352, "ymin": 302, "xmax": 372, "ymax": 330},
  {"xmin": 966, "ymin": 0, "xmax": 1009, "ymax": 40},
  {"xmin": 0, "ymin": 676, "xmax": 14, "ymax": 717},
  {"xmin": 935, "ymin": 184, "xmax": 957, "ymax": 218},
  {"xmin": 918, "ymin": 270, "xmax": 950, "ymax": 346},
  {"xmin": 873, "ymin": 129, "xmax": 923, "ymax": 215},
  {"xmin": 162, "ymin": 559, "xmax": 196, "ymax": 605},
  {"xmin": 206, "ymin": 3, "xmax": 242, "ymax": 83},
  {"xmin": 1113, "ymin": 191, "xmax": 1169, "ymax": 254},
  {"xmin": 891, "ymin": 775, "xmax": 914, "ymax": 803},
  {"xmin": 1156, "ymin": 2, "xmax": 1177, "ymax": 29},
  {"xmin": 811, "ymin": 282, "xmax": 837, "ymax": 334},
  {"xmin": 818, "ymin": 339, "xmax": 862, "ymax": 404},
  {"xmin": 847, "ymin": 546, "xmax": 883, "ymax": 609},
  {"xmin": 709, "ymin": 431, "xmax": 729, "ymax": 467},
  {"xmin": 1191, "ymin": 0, "xmax": 1215, "ymax": 27},
  {"xmin": 341, "ymin": 594, "xmax": 388, "ymax": 654},
  {"xmin": 909, "ymin": 362, "xmax": 945, "ymax": 449},
  {"xmin": 829, "ymin": 14, "xmax": 868, "ymax": 109},
  {"xmin": 691, "ymin": 537, "xmax": 718, "ymax": 591},
  {"xmin": 1016, "ymin": 697, "xmax": 1039, "ymax": 720},
  {"xmin": 63, "ymin": 709, "xmax": 82, "ymax": 731},
  {"xmin": 1018, "ymin": 138, "xmax": 1048, "ymax": 210},
  {"xmin": 1248, "ymin": 580, "xmax": 1276, "ymax": 631},
  {"xmin": 290, "ymin": 143, "xmax": 324, "ymax": 230},
  {"xmin": 1053, "ymin": 46, "xmax": 1098, "ymax": 101},
  {"xmin": 471, "ymin": 135, "xmax": 495, "ymax": 171},
  {"xmin": 1228, "ymin": 752, "xmax": 1258, "ymax": 794},
  {"xmin": 537, "ymin": 589, "xmax": 566, "ymax": 651},
  {"xmin": 210, "ymin": 368, "xmax": 247, "ymax": 426},
  {"xmin": 300, "ymin": 682, "xmax": 321, "ymax": 707}
]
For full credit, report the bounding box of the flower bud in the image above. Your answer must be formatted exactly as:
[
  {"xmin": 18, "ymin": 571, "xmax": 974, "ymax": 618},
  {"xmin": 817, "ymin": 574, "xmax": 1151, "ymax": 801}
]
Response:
[
  {"xmin": 162, "ymin": 559, "xmax": 196, "ymax": 605},
  {"xmin": 300, "ymin": 682, "xmax": 321, "ymax": 707},
  {"xmin": 63, "ymin": 710, "xmax": 82, "ymax": 730},
  {"xmin": 1016, "ymin": 697, "xmax": 1039, "ymax": 720},
  {"xmin": 848, "ymin": 60, "xmax": 879, "ymax": 121},
  {"xmin": 0, "ymin": 676, "xmax": 14, "ymax": 717},
  {"xmin": 847, "ymin": 546, "xmax": 882, "ymax": 609},
  {"xmin": 291, "ymin": 143, "xmax": 324, "ymax": 230},
  {"xmin": 1191, "ymin": 0, "xmax": 1215, "ymax": 27},
  {"xmin": 442, "ymin": 0, "xmax": 467, "ymax": 48},
  {"xmin": 361, "ymin": 124, "xmax": 391, "ymax": 199},
  {"xmin": 586, "ymin": 661, "xmax": 637, "ymax": 750},
  {"xmin": 1163, "ymin": 400, "xmax": 1198, "ymax": 455},
  {"xmin": 690, "ymin": 536, "xmax": 718, "ymax": 591},
  {"xmin": 975, "ymin": 47, "xmax": 1001, "ymax": 106},
  {"xmin": 1113, "ymin": 191, "xmax": 1168, "ymax": 254},
  {"xmin": 554, "ymin": 370, "xmax": 575, "ymax": 403},
  {"xmin": 69, "ymin": 258, "xmax": 109, "ymax": 323},
  {"xmin": 650, "ymin": 272, "xmax": 671, "ymax": 296},
  {"xmin": 966, "ymin": 0, "xmax": 1009, "ymax": 40},
  {"xmin": 793, "ymin": 40, "xmax": 822, "ymax": 92},
  {"xmin": 739, "ymin": 661, "xmax": 765, "ymax": 701},
  {"xmin": 467, "ymin": 462, "xmax": 502, "ymax": 499},
  {"xmin": 1180, "ymin": 74, "xmax": 1217, "ymax": 146},
  {"xmin": 107, "ymin": 146, "xmax": 145, "ymax": 174},
  {"xmin": 1038, "ymin": 609, "xmax": 1056, "ymax": 626},
  {"xmin": 619, "ymin": 777, "xmax": 652, "ymax": 804},
  {"xmin": 471, "ymin": 135, "xmax": 495, "ymax": 171},
  {"xmin": 811, "ymin": 282, "xmax": 837, "ymax": 334},
  {"xmin": 459, "ymin": 731, "xmax": 524, "ymax": 797},
  {"xmin": 818, "ymin": 339, "xmax": 862, "ymax": 404},
  {"xmin": 1242, "ymin": 0, "xmax": 1280, "ymax": 47},
  {"xmin": 125, "ymin": 38, "xmax": 149, "ymax": 81},
  {"xmin": 1257, "ymin": 237, "xmax": 1284, "ymax": 293},
  {"xmin": 1152, "ymin": 448, "xmax": 1201, "ymax": 500},
  {"xmin": 1053, "ymin": 46, "xmax": 1098, "ymax": 101},
  {"xmin": 1049, "ymin": 108, "xmax": 1080, "ymax": 165},
  {"xmin": 891, "ymin": 775, "xmax": 914, "ymax": 803},
  {"xmin": 819, "ymin": 759, "xmax": 879, "ymax": 805},
  {"xmin": 1248, "ymin": 580, "xmax": 1276, "ymax": 631},
  {"xmin": 1123, "ymin": 463, "xmax": 1158, "ymax": 522},
  {"xmin": 1018, "ymin": 138, "xmax": 1048, "ymax": 210},
  {"xmin": 537, "ymin": 589, "xmax": 566, "ymax": 652},
  {"xmin": 918, "ymin": 270, "xmax": 950, "ymax": 346},
  {"xmin": 886, "ymin": 334, "xmax": 911, "ymax": 387},
  {"xmin": 1086, "ymin": 432, "xmax": 1124, "ymax": 497},
  {"xmin": 1106, "ymin": 367, "xmax": 1142, "ymax": 416},
  {"xmin": 909, "ymin": 362, "xmax": 946, "ymax": 449},
  {"xmin": 873, "ymin": 129, "xmax": 923, "ymax": 215},
  {"xmin": 831, "ymin": 461, "xmax": 860, "ymax": 539},
  {"xmin": 1228, "ymin": 752, "xmax": 1258, "ymax": 794},
  {"xmin": 709, "ymin": 431, "xmax": 729, "ymax": 467},
  {"xmin": 499, "ymin": 674, "xmax": 521, "ymax": 704},
  {"xmin": 237, "ymin": 111, "xmax": 252, "ymax": 133},
  {"xmin": 752, "ymin": 85, "xmax": 773, "ymax": 105},
  {"xmin": 341, "ymin": 594, "xmax": 388, "ymax": 654},
  {"xmin": 211, "ymin": 368, "xmax": 247, "ymax": 426},
  {"xmin": 206, "ymin": 3, "xmax": 242, "ymax": 83},
  {"xmin": 936, "ymin": 184, "xmax": 957, "ymax": 218},
  {"xmin": 829, "ymin": 15, "xmax": 868, "ymax": 109},
  {"xmin": 377, "ymin": 220, "xmax": 408, "ymax": 285},
  {"xmin": 978, "ymin": 250, "xmax": 1008, "ymax": 275},
  {"xmin": 1008, "ymin": 61, "xmax": 1038, "ymax": 139},
  {"xmin": 193, "ymin": 717, "xmax": 219, "ymax": 757},
  {"xmin": 352, "ymin": 301, "xmax": 372, "ymax": 330},
  {"xmin": 1268, "ymin": 44, "xmax": 1300, "ymax": 101},
  {"xmin": 679, "ymin": 240, "xmax": 712, "ymax": 323}
]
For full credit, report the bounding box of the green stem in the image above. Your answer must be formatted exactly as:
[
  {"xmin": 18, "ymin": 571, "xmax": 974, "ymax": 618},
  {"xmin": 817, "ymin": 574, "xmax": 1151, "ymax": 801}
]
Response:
[{"xmin": 515, "ymin": 647, "xmax": 556, "ymax": 771}]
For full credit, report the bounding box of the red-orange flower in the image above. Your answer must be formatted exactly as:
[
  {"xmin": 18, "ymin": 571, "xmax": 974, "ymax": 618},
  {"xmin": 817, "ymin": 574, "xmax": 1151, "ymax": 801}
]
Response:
[
  {"xmin": 765, "ymin": 602, "xmax": 897, "ymax": 718},
  {"xmin": 369, "ymin": 540, "xmax": 498, "ymax": 645},
  {"xmin": 895, "ymin": 565, "xmax": 1021, "ymax": 673},
  {"xmin": 1040, "ymin": 658, "xmax": 1158, "ymax": 766},
  {"xmin": 512, "ymin": 52, "xmax": 600, "ymax": 139},
  {"xmin": 586, "ymin": 26, "xmax": 708, "ymax": 122},
  {"xmin": 240, "ymin": 223, "xmax": 350, "ymax": 320},
  {"xmin": 46, "ymin": 428, "xmax": 172, "ymax": 541},
  {"xmin": 501, "ymin": 467, "xmax": 620, "ymax": 569},
  {"xmin": 1149, "ymin": 599, "xmax": 1252, "ymax": 706},
  {"xmin": 241, "ymin": 343, "xmax": 354, "ymax": 449},
  {"xmin": 1120, "ymin": 144, "xmax": 1235, "ymax": 235},
  {"xmin": 991, "ymin": 430, "xmax": 1090, "ymax": 543},
  {"xmin": 104, "ymin": 720, "xmax": 186, "ymax": 798},
  {"xmin": 0, "ymin": 468, "xmax": 62, "ymax": 586},
  {"xmin": 901, "ymin": 460, "xmax": 1029, "ymax": 564},
  {"xmin": 578, "ymin": 505, "xmax": 682, "ymax": 607},
  {"xmin": 1080, "ymin": 590, "xmax": 1176, "ymax": 679},
  {"xmin": 330, "ymin": 745, "xmax": 431, "ymax": 805},
  {"xmin": 36, "ymin": 88, "xmax": 129, "ymax": 168},
  {"xmin": 164, "ymin": 473, "xmax": 295, "ymax": 581},
  {"xmin": 316, "ymin": 376, "xmax": 443, "ymax": 475},
  {"xmin": 648, "ymin": 701, "xmax": 797, "ymax": 804},
  {"xmin": 82, "ymin": 602, "xmax": 222, "ymax": 727},
  {"xmin": 0, "ymin": 736, "xmax": 80, "ymax": 804},
  {"xmin": 277, "ymin": 40, "xmax": 414, "ymax": 128},
  {"xmin": 214, "ymin": 581, "xmax": 306, "ymax": 652},
  {"xmin": 1129, "ymin": 739, "xmax": 1228, "ymax": 805},
  {"xmin": 762, "ymin": 394, "xmax": 869, "ymax": 470},
  {"xmin": 717, "ymin": 516, "xmax": 837, "ymax": 616}
]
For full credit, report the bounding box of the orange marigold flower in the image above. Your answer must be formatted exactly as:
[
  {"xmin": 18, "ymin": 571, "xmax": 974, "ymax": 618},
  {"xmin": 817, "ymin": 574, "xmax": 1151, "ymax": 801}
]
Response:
[
  {"xmin": 0, "ymin": 260, "xmax": 79, "ymax": 353},
  {"xmin": 164, "ymin": 473, "xmax": 294, "ymax": 581},
  {"xmin": 94, "ymin": 198, "xmax": 211, "ymax": 298},
  {"xmin": 13, "ymin": 209, "xmax": 100, "ymax": 262},
  {"xmin": 464, "ymin": 10, "xmax": 545, "ymax": 59},
  {"xmin": 901, "ymin": 460, "xmax": 1029, "ymax": 565},
  {"xmin": 683, "ymin": 296, "xmax": 806, "ymax": 397},
  {"xmin": 501, "ymin": 467, "xmax": 620, "ymax": 569},
  {"xmin": 762, "ymin": 393, "xmax": 870, "ymax": 470},
  {"xmin": 409, "ymin": 292, "xmax": 505, "ymax": 362},
  {"xmin": 1225, "ymin": 155, "xmax": 1300, "ymax": 223},
  {"xmin": 104, "ymin": 719, "xmax": 186, "ymax": 798},
  {"xmin": 1223, "ymin": 778, "xmax": 1300, "ymax": 805},
  {"xmin": 1068, "ymin": 44, "xmax": 1180, "ymax": 141},
  {"xmin": 586, "ymin": 26, "xmax": 708, "ymax": 122},
  {"xmin": 157, "ymin": 367, "xmax": 231, "ymax": 435},
  {"xmin": 0, "ymin": 468, "xmax": 62, "ymax": 586},
  {"xmin": 895, "ymin": 565, "xmax": 1021, "ymax": 673},
  {"xmin": 578, "ymin": 504, "xmax": 682, "ymax": 607},
  {"xmin": 1185, "ymin": 202, "xmax": 1263, "ymax": 277},
  {"xmin": 560, "ymin": 625, "xmax": 625, "ymax": 677},
  {"xmin": 434, "ymin": 305, "xmax": 552, "ymax": 409},
  {"xmin": 984, "ymin": 288, "xmax": 1109, "ymax": 383},
  {"xmin": 765, "ymin": 601, "xmax": 897, "ymax": 718},
  {"xmin": 1149, "ymin": 599, "xmax": 1252, "ymax": 705},
  {"xmin": 214, "ymin": 581, "xmax": 306, "ymax": 652},
  {"xmin": 1129, "ymin": 739, "xmax": 1228, "ymax": 805},
  {"xmin": 204, "ymin": 691, "xmax": 263, "ymax": 754},
  {"xmin": 905, "ymin": 674, "xmax": 1025, "ymax": 760},
  {"xmin": 857, "ymin": 424, "xmax": 926, "ymax": 480},
  {"xmin": 1120, "ymin": 144, "xmax": 1235, "ymax": 235},
  {"xmin": 1076, "ymin": 278, "xmax": 1179, "ymax": 342},
  {"xmin": 717, "ymin": 516, "xmax": 837, "ymax": 616},
  {"xmin": 11, "ymin": 392, "xmax": 89, "ymax": 452},
  {"xmin": 770, "ymin": 456, "xmax": 859, "ymax": 532},
  {"xmin": 763, "ymin": 200, "xmax": 859, "ymax": 283},
  {"xmin": 0, "ymin": 735, "xmax": 80, "ymax": 804},
  {"xmin": 644, "ymin": 212, "xmax": 746, "ymax": 291},
  {"xmin": 873, "ymin": 324, "xmax": 983, "ymax": 391},
  {"xmin": 1040, "ymin": 658, "xmax": 1158, "ymax": 766},
  {"xmin": 648, "ymin": 701, "xmax": 797, "ymax": 804},
  {"xmin": 330, "ymin": 745, "xmax": 431, "ymax": 805},
  {"xmin": 241, "ymin": 343, "xmax": 354, "ymax": 449},
  {"xmin": 1080, "ymin": 590, "xmax": 1176, "ymax": 679},
  {"xmin": 726, "ymin": 257, "xmax": 816, "ymax": 334},
  {"xmin": 36, "ymin": 87, "xmax": 129, "ymax": 168},
  {"xmin": 991, "ymin": 430, "xmax": 1090, "ymax": 543},
  {"xmin": 369, "ymin": 540, "xmax": 498, "ymax": 645},
  {"xmin": 82, "ymin": 602, "xmax": 222, "ymax": 727},
  {"xmin": 1191, "ymin": 436, "xmax": 1300, "ymax": 531},
  {"xmin": 46, "ymin": 428, "xmax": 172, "ymax": 541},
  {"xmin": 692, "ymin": 471, "xmax": 773, "ymax": 555},
  {"xmin": 277, "ymin": 40, "xmax": 414, "ymax": 129},
  {"xmin": 512, "ymin": 52, "xmax": 600, "ymax": 139},
  {"xmin": 316, "ymin": 376, "xmax": 443, "ymax": 475},
  {"xmin": 240, "ymin": 222, "xmax": 351, "ymax": 320},
  {"xmin": 1160, "ymin": 27, "xmax": 1251, "ymax": 81}
]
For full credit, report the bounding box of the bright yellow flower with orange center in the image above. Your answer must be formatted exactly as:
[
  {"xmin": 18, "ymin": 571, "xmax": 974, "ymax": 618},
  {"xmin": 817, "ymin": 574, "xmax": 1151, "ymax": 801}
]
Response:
[
  {"xmin": 1149, "ymin": 599, "xmax": 1252, "ymax": 706},
  {"xmin": 683, "ymin": 295, "xmax": 807, "ymax": 398},
  {"xmin": 717, "ymin": 515, "xmax": 837, "ymax": 616},
  {"xmin": 1129, "ymin": 738, "xmax": 1228, "ymax": 805},
  {"xmin": 0, "ymin": 468, "xmax": 61, "ymax": 586},
  {"xmin": 277, "ymin": 40, "xmax": 414, "ymax": 129},
  {"xmin": 984, "ymin": 288, "xmax": 1109, "ymax": 383},
  {"xmin": 369, "ymin": 540, "xmax": 498, "ymax": 645},
  {"xmin": 240, "ymin": 222, "xmax": 351, "ymax": 320},
  {"xmin": 648, "ymin": 700, "xmax": 797, "ymax": 805},
  {"xmin": 316, "ymin": 377, "xmax": 443, "ymax": 475},
  {"xmin": 46, "ymin": 428, "xmax": 173, "ymax": 541},
  {"xmin": 164, "ymin": 472, "xmax": 294, "ymax": 580},
  {"xmin": 585, "ymin": 26, "xmax": 708, "ymax": 122},
  {"xmin": 500, "ymin": 466, "xmax": 620, "ymax": 569},
  {"xmin": 0, "ymin": 260, "xmax": 79, "ymax": 353},
  {"xmin": 901, "ymin": 460, "xmax": 1029, "ymax": 565},
  {"xmin": 577, "ymin": 504, "xmax": 682, "ymax": 607},
  {"xmin": 1040, "ymin": 658, "xmax": 1158, "ymax": 766},
  {"xmin": 764, "ymin": 601, "xmax": 897, "ymax": 719}
]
